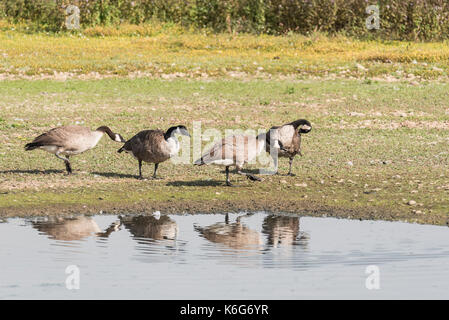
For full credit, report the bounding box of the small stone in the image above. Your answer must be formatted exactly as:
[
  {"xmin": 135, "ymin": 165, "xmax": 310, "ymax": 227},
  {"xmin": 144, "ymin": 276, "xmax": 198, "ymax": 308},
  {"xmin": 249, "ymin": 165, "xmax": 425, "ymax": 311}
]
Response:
[
  {"xmin": 295, "ymin": 183, "xmax": 308, "ymax": 187},
  {"xmin": 407, "ymin": 200, "xmax": 417, "ymax": 206}
]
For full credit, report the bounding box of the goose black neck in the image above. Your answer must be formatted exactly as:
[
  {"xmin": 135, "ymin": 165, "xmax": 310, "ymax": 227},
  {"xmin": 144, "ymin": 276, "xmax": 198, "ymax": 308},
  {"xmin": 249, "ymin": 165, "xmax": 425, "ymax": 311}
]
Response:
[
  {"xmin": 256, "ymin": 132, "xmax": 267, "ymax": 141},
  {"xmin": 96, "ymin": 126, "xmax": 115, "ymax": 140},
  {"xmin": 289, "ymin": 119, "xmax": 311, "ymax": 129},
  {"xmin": 164, "ymin": 126, "xmax": 179, "ymax": 140}
]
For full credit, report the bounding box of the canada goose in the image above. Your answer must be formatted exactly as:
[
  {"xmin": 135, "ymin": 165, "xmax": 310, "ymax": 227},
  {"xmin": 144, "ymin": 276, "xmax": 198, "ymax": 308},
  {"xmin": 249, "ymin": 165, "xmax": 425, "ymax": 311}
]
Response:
[
  {"xmin": 31, "ymin": 216, "xmax": 121, "ymax": 241},
  {"xmin": 118, "ymin": 125, "xmax": 190, "ymax": 180},
  {"xmin": 194, "ymin": 133, "xmax": 265, "ymax": 186},
  {"xmin": 265, "ymin": 119, "xmax": 312, "ymax": 176},
  {"xmin": 262, "ymin": 215, "xmax": 300, "ymax": 247},
  {"xmin": 194, "ymin": 213, "xmax": 262, "ymax": 250},
  {"xmin": 119, "ymin": 215, "xmax": 178, "ymax": 240},
  {"xmin": 25, "ymin": 125, "xmax": 125, "ymax": 174}
]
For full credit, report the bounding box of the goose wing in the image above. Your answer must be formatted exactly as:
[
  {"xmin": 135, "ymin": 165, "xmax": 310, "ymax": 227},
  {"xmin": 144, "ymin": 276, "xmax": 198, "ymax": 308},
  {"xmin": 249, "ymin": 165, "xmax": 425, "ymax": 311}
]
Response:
[
  {"xmin": 266, "ymin": 124, "xmax": 296, "ymax": 150},
  {"xmin": 119, "ymin": 130, "xmax": 166, "ymax": 158},
  {"xmin": 27, "ymin": 126, "xmax": 90, "ymax": 149},
  {"xmin": 197, "ymin": 135, "xmax": 259, "ymax": 165}
]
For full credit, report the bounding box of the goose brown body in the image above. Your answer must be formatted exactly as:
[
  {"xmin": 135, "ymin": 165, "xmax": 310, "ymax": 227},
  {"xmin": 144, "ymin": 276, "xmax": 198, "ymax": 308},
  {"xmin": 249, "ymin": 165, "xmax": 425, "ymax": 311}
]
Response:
[
  {"xmin": 196, "ymin": 134, "xmax": 264, "ymax": 168},
  {"xmin": 119, "ymin": 130, "xmax": 173, "ymax": 164},
  {"xmin": 118, "ymin": 125, "xmax": 190, "ymax": 179},
  {"xmin": 265, "ymin": 119, "xmax": 312, "ymax": 175},
  {"xmin": 25, "ymin": 125, "xmax": 125, "ymax": 174},
  {"xmin": 194, "ymin": 134, "xmax": 266, "ymax": 186}
]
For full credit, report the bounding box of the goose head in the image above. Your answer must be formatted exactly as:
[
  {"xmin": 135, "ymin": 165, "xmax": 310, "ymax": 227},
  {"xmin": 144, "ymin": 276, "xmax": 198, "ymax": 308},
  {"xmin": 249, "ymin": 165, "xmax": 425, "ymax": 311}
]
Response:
[
  {"xmin": 96, "ymin": 126, "xmax": 126, "ymax": 142},
  {"xmin": 164, "ymin": 125, "xmax": 190, "ymax": 140},
  {"xmin": 289, "ymin": 119, "xmax": 312, "ymax": 134}
]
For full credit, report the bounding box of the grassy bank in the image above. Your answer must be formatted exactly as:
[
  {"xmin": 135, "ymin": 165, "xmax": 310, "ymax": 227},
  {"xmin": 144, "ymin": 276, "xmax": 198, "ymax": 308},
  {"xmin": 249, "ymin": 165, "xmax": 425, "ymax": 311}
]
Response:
[
  {"xmin": 0, "ymin": 78, "xmax": 448, "ymax": 224},
  {"xmin": 0, "ymin": 30, "xmax": 449, "ymax": 79}
]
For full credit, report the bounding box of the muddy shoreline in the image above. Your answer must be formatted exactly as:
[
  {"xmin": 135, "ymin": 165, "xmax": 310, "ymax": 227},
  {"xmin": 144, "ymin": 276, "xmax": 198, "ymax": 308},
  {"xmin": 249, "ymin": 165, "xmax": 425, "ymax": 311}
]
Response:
[{"xmin": 1, "ymin": 198, "xmax": 447, "ymax": 226}]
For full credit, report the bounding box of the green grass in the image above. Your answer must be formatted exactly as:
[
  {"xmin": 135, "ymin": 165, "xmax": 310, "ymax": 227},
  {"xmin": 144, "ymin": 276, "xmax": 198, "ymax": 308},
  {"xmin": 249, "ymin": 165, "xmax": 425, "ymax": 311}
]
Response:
[
  {"xmin": 0, "ymin": 78, "xmax": 448, "ymax": 224},
  {"xmin": 0, "ymin": 30, "xmax": 449, "ymax": 79}
]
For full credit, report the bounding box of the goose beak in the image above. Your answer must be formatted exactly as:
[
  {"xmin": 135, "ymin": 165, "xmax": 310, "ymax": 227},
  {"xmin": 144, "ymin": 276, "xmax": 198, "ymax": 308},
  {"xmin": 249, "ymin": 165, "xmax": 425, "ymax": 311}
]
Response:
[{"xmin": 180, "ymin": 129, "xmax": 190, "ymax": 137}]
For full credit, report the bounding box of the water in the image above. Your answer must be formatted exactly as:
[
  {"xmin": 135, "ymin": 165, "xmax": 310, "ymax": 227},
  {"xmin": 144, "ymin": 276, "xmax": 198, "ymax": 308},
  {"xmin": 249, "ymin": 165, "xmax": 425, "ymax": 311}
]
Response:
[{"xmin": 0, "ymin": 212, "xmax": 448, "ymax": 299}]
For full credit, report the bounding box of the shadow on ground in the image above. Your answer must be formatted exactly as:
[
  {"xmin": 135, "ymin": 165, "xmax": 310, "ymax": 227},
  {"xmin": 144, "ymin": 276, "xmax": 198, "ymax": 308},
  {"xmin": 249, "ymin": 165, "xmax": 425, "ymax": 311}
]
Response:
[
  {"xmin": 91, "ymin": 171, "xmax": 138, "ymax": 179},
  {"xmin": 0, "ymin": 169, "xmax": 64, "ymax": 175},
  {"xmin": 166, "ymin": 180, "xmax": 224, "ymax": 187}
]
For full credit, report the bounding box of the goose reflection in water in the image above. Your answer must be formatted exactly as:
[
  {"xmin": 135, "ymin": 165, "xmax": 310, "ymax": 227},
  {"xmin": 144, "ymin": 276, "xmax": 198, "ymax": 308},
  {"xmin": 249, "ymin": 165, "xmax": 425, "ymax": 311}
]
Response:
[
  {"xmin": 261, "ymin": 214, "xmax": 309, "ymax": 259},
  {"xmin": 119, "ymin": 215, "xmax": 178, "ymax": 241},
  {"xmin": 194, "ymin": 213, "xmax": 263, "ymax": 250},
  {"xmin": 31, "ymin": 216, "xmax": 120, "ymax": 241}
]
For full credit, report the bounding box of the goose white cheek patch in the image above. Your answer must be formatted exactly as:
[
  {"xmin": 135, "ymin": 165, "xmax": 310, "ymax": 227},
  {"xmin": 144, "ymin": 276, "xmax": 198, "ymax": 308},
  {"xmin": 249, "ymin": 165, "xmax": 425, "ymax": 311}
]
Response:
[
  {"xmin": 302, "ymin": 125, "xmax": 312, "ymax": 132},
  {"xmin": 115, "ymin": 134, "xmax": 121, "ymax": 142}
]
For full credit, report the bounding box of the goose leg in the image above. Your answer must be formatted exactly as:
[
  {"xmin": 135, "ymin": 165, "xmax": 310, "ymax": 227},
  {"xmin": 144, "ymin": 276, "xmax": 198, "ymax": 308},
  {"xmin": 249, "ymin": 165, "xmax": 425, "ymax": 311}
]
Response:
[
  {"xmin": 65, "ymin": 156, "xmax": 72, "ymax": 174},
  {"xmin": 287, "ymin": 157, "xmax": 295, "ymax": 176},
  {"xmin": 152, "ymin": 163, "xmax": 160, "ymax": 179},
  {"xmin": 137, "ymin": 159, "xmax": 143, "ymax": 179},
  {"xmin": 272, "ymin": 154, "xmax": 279, "ymax": 175},
  {"xmin": 225, "ymin": 166, "xmax": 233, "ymax": 186},
  {"xmin": 55, "ymin": 153, "xmax": 72, "ymax": 174}
]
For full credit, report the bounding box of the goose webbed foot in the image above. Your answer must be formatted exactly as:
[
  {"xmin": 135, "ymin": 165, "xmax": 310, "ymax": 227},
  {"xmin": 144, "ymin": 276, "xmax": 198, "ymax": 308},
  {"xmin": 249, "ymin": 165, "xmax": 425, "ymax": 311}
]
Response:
[
  {"xmin": 246, "ymin": 174, "xmax": 262, "ymax": 182},
  {"xmin": 226, "ymin": 181, "xmax": 235, "ymax": 187}
]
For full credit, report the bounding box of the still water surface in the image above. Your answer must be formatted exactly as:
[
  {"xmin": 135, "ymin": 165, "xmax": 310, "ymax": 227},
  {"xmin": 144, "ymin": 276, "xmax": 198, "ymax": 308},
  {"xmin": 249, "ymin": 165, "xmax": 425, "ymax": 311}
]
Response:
[{"xmin": 0, "ymin": 212, "xmax": 448, "ymax": 299}]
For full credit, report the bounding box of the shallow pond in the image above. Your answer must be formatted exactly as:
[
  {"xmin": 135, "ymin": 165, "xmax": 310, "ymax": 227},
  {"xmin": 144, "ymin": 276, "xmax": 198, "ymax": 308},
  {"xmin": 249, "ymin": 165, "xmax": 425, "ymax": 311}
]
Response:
[{"xmin": 0, "ymin": 212, "xmax": 448, "ymax": 299}]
